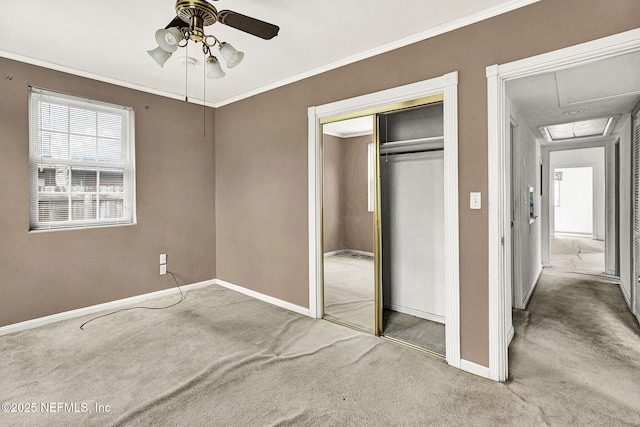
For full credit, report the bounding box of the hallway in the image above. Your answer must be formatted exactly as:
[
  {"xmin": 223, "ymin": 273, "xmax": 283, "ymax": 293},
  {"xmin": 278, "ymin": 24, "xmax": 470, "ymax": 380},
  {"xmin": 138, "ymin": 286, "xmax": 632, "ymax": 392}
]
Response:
[{"xmin": 508, "ymin": 237, "xmax": 640, "ymax": 425}]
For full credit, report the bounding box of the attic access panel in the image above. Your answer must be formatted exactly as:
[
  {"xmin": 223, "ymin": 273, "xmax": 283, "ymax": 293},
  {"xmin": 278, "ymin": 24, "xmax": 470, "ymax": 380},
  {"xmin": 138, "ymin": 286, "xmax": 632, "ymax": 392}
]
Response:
[{"xmin": 540, "ymin": 117, "xmax": 616, "ymax": 142}]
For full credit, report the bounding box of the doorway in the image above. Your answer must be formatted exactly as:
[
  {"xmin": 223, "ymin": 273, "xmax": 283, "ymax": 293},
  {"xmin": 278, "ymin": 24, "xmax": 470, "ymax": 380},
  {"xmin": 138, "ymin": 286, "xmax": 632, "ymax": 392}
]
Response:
[
  {"xmin": 487, "ymin": 28, "xmax": 640, "ymax": 381},
  {"xmin": 553, "ymin": 167, "xmax": 595, "ymax": 237},
  {"xmin": 551, "ymin": 162, "xmax": 606, "ymax": 274}
]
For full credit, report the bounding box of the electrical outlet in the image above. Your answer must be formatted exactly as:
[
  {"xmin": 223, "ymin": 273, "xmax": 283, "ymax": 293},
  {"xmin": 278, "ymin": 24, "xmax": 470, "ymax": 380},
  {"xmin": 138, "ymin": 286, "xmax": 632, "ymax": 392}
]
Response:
[
  {"xmin": 160, "ymin": 253, "xmax": 167, "ymax": 265},
  {"xmin": 160, "ymin": 264, "xmax": 167, "ymax": 275}
]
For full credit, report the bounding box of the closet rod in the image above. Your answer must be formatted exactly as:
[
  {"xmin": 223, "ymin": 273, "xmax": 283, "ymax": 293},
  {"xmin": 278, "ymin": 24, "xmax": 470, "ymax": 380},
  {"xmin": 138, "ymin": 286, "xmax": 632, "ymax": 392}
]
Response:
[
  {"xmin": 381, "ymin": 136, "xmax": 444, "ymax": 147},
  {"xmin": 380, "ymin": 147, "xmax": 444, "ymax": 156}
]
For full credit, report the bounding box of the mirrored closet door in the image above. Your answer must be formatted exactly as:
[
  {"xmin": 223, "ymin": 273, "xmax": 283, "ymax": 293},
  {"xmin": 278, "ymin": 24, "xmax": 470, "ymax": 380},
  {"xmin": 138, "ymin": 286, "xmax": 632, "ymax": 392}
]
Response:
[{"xmin": 321, "ymin": 116, "xmax": 376, "ymax": 333}]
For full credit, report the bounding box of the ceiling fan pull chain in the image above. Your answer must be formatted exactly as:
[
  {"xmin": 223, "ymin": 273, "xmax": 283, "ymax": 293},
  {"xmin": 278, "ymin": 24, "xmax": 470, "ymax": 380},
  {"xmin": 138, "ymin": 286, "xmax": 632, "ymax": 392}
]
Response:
[{"xmin": 184, "ymin": 43, "xmax": 189, "ymax": 102}]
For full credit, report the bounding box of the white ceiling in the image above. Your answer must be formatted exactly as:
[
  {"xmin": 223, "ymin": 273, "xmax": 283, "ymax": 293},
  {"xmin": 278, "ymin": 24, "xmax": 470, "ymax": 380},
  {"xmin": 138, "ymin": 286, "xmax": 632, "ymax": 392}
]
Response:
[
  {"xmin": 506, "ymin": 51, "xmax": 640, "ymax": 142},
  {"xmin": 0, "ymin": 0, "xmax": 537, "ymax": 107},
  {"xmin": 323, "ymin": 116, "xmax": 374, "ymax": 138}
]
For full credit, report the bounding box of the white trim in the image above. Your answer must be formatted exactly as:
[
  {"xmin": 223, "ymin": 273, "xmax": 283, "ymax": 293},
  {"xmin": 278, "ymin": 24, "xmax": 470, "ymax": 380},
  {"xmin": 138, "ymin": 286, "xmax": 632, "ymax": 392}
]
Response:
[
  {"xmin": 487, "ymin": 63, "xmax": 510, "ymax": 382},
  {"xmin": 460, "ymin": 359, "xmax": 491, "ymax": 379},
  {"xmin": 0, "ymin": 1, "xmax": 539, "ymax": 109},
  {"xmin": 0, "ymin": 278, "xmax": 216, "ymax": 337},
  {"xmin": 323, "ymin": 250, "xmax": 344, "ymax": 258},
  {"xmin": 216, "ymin": 1, "xmax": 538, "ymax": 107},
  {"xmin": 215, "ymin": 279, "xmax": 310, "ymax": 317},
  {"xmin": 487, "ymin": 27, "xmax": 640, "ymax": 382},
  {"xmin": 384, "ymin": 304, "xmax": 445, "ymax": 324},
  {"xmin": 308, "ymin": 106, "xmax": 321, "ymax": 319},
  {"xmin": 308, "ymin": 71, "xmax": 461, "ymax": 371},
  {"xmin": 443, "ymin": 72, "xmax": 461, "ymax": 369},
  {"xmin": 621, "ymin": 280, "xmax": 632, "ymax": 309},
  {"xmin": 507, "ymin": 326, "xmax": 515, "ymax": 345},
  {"xmin": 0, "ymin": 50, "xmax": 194, "ymax": 105},
  {"xmin": 522, "ymin": 265, "xmax": 543, "ymax": 308},
  {"xmin": 323, "ymin": 130, "xmax": 373, "ymax": 139},
  {"xmin": 324, "ymin": 249, "xmax": 375, "ymax": 258}
]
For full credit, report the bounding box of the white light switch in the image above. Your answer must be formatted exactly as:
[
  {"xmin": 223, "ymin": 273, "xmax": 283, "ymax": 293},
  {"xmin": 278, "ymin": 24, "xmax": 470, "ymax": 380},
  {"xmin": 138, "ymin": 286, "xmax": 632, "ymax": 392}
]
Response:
[{"xmin": 470, "ymin": 192, "xmax": 482, "ymax": 210}]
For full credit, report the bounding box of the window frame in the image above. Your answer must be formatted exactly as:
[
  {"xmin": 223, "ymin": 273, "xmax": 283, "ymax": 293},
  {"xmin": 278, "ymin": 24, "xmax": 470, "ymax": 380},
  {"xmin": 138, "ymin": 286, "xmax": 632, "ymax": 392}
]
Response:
[{"xmin": 28, "ymin": 87, "xmax": 136, "ymax": 232}]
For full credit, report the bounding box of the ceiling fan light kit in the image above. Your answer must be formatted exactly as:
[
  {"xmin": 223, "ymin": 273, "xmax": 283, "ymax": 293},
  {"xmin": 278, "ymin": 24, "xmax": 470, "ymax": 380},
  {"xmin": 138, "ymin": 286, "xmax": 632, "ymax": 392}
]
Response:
[
  {"xmin": 147, "ymin": 46, "xmax": 173, "ymax": 68},
  {"xmin": 206, "ymin": 55, "xmax": 226, "ymax": 79},
  {"xmin": 148, "ymin": 0, "xmax": 279, "ymax": 79},
  {"xmin": 155, "ymin": 27, "xmax": 184, "ymax": 53}
]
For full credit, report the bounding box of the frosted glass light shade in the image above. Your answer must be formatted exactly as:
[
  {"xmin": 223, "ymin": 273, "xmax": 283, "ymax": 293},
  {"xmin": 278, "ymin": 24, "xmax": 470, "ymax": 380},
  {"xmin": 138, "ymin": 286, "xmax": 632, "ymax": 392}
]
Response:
[
  {"xmin": 147, "ymin": 46, "xmax": 172, "ymax": 67},
  {"xmin": 219, "ymin": 42, "xmax": 244, "ymax": 68},
  {"xmin": 206, "ymin": 56, "xmax": 226, "ymax": 79},
  {"xmin": 155, "ymin": 28, "xmax": 184, "ymax": 53}
]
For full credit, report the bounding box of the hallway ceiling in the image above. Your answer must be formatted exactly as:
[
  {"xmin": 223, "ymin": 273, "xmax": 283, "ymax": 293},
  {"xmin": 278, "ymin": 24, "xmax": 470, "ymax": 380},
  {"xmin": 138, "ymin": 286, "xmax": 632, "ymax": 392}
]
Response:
[
  {"xmin": 506, "ymin": 51, "xmax": 640, "ymax": 142},
  {"xmin": 0, "ymin": 0, "xmax": 536, "ymax": 107}
]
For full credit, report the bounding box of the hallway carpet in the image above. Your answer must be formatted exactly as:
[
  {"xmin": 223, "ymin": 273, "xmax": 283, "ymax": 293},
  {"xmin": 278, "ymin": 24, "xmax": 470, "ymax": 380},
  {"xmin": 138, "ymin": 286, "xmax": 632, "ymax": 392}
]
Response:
[{"xmin": 509, "ymin": 237, "xmax": 640, "ymax": 425}]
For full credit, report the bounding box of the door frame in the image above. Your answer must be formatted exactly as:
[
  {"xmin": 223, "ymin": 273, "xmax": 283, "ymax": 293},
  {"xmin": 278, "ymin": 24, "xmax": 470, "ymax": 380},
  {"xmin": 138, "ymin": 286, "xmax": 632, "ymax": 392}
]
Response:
[
  {"xmin": 487, "ymin": 28, "xmax": 640, "ymax": 382},
  {"xmin": 308, "ymin": 72, "xmax": 461, "ymax": 370}
]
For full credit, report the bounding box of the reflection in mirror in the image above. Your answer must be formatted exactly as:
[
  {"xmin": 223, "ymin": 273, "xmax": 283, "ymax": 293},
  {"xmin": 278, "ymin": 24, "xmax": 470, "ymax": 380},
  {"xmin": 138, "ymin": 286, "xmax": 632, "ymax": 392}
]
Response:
[{"xmin": 322, "ymin": 115, "xmax": 375, "ymax": 332}]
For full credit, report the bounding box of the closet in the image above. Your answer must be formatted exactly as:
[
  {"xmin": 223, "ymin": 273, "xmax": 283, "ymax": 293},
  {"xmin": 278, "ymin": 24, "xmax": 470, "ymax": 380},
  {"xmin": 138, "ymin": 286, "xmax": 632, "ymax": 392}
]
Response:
[
  {"xmin": 320, "ymin": 99, "xmax": 446, "ymax": 357},
  {"xmin": 379, "ymin": 102, "xmax": 445, "ymax": 355}
]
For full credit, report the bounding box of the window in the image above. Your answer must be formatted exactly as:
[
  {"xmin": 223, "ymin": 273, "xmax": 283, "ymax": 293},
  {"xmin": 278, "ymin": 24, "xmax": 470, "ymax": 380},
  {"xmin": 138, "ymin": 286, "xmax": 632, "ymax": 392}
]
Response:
[
  {"xmin": 554, "ymin": 170, "xmax": 562, "ymax": 207},
  {"xmin": 29, "ymin": 87, "xmax": 135, "ymax": 231}
]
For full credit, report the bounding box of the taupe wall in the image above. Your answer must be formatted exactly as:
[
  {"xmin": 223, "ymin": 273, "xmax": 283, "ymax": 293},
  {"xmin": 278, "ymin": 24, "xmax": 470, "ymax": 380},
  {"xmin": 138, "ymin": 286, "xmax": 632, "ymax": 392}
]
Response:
[
  {"xmin": 342, "ymin": 135, "xmax": 374, "ymax": 253},
  {"xmin": 323, "ymin": 134, "xmax": 374, "ymax": 254},
  {"xmin": 215, "ymin": 0, "xmax": 640, "ymax": 366},
  {"xmin": 0, "ymin": 58, "xmax": 216, "ymax": 327},
  {"xmin": 323, "ymin": 134, "xmax": 343, "ymax": 253}
]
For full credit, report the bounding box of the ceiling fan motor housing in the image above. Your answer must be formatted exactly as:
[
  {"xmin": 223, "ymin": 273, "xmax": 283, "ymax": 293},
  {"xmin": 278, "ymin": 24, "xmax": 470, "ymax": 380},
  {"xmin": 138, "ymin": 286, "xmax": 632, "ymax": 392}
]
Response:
[{"xmin": 175, "ymin": 0, "xmax": 218, "ymax": 42}]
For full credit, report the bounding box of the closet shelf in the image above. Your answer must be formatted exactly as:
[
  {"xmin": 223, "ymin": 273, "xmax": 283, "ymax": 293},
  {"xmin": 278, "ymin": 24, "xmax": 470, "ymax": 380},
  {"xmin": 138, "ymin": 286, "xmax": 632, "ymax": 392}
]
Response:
[{"xmin": 381, "ymin": 136, "xmax": 444, "ymax": 146}]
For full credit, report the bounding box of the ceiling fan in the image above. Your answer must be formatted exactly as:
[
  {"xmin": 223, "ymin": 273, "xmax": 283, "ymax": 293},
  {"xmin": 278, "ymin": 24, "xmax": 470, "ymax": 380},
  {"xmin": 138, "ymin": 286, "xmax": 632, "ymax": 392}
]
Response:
[{"xmin": 148, "ymin": 0, "xmax": 280, "ymax": 78}]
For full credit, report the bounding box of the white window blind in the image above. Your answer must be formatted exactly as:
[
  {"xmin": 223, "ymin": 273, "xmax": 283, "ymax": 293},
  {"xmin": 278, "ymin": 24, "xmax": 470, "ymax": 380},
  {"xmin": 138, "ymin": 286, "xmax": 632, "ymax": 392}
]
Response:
[{"xmin": 29, "ymin": 87, "xmax": 136, "ymax": 231}]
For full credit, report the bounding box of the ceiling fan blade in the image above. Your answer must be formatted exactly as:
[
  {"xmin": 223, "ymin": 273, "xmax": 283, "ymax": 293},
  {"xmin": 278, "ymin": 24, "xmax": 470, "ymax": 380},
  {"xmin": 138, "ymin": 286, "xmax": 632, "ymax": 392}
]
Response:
[
  {"xmin": 164, "ymin": 16, "xmax": 185, "ymax": 29},
  {"xmin": 218, "ymin": 10, "xmax": 279, "ymax": 40}
]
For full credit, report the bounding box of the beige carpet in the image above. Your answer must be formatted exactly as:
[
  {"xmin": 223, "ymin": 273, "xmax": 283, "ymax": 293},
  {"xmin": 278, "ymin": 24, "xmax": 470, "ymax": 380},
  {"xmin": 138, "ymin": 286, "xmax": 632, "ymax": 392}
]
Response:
[
  {"xmin": 323, "ymin": 253, "xmax": 375, "ymax": 332},
  {"xmin": 550, "ymin": 234, "xmax": 605, "ymax": 274},
  {"xmin": 324, "ymin": 253, "xmax": 446, "ymax": 355},
  {"xmin": 2, "ymin": 241, "xmax": 640, "ymax": 425},
  {"xmin": 508, "ymin": 236, "xmax": 640, "ymax": 425},
  {"xmin": 382, "ymin": 310, "xmax": 446, "ymax": 356}
]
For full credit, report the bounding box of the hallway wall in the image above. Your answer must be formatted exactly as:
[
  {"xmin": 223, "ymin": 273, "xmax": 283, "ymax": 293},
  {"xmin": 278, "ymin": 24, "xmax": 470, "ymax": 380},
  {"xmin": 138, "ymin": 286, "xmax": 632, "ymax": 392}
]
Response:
[
  {"xmin": 618, "ymin": 114, "xmax": 633, "ymax": 303},
  {"xmin": 508, "ymin": 98, "xmax": 542, "ymax": 309}
]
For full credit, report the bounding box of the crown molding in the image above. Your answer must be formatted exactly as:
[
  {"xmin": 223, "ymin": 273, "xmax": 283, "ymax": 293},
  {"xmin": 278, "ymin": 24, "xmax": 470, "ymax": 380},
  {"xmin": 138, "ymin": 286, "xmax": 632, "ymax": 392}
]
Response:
[{"xmin": 0, "ymin": 0, "xmax": 539, "ymax": 108}]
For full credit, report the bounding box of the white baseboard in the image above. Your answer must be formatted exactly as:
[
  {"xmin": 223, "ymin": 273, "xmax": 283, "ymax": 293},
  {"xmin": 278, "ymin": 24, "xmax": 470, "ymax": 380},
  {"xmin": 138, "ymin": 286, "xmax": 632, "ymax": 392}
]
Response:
[
  {"xmin": 507, "ymin": 325, "xmax": 515, "ymax": 345},
  {"xmin": 0, "ymin": 278, "xmax": 216, "ymax": 337},
  {"xmin": 522, "ymin": 265, "xmax": 543, "ymax": 308},
  {"xmin": 620, "ymin": 281, "xmax": 632, "ymax": 309},
  {"xmin": 214, "ymin": 279, "xmax": 310, "ymax": 317},
  {"xmin": 460, "ymin": 359, "xmax": 491, "ymax": 379},
  {"xmin": 384, "ymin": 303, "xmax": 445, "ymax": 324},
  {"xmin": 324, "ymin": 250, "xmax": 344, "ymax": 257},
  {"xmin": 324, "ymin": 249, "xmax": 374, "ymax": 258}
]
